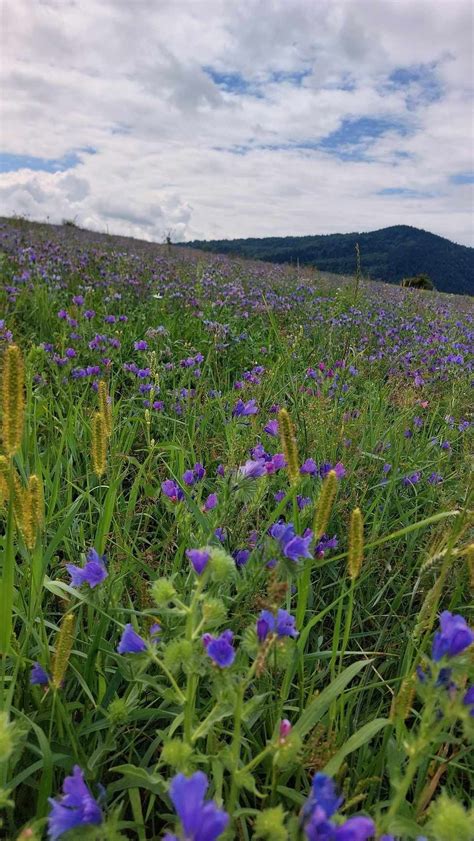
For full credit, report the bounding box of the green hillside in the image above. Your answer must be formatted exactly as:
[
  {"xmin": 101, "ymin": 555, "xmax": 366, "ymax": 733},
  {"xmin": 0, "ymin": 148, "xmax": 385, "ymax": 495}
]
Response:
[{"xmin": 186, "ymin": 225, "xmax": 473, "ymax": 295}]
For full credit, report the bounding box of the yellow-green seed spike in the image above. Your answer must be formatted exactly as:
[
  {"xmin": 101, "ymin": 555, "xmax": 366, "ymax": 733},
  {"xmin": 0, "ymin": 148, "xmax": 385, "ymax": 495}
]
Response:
[
  {"xmin": 348, "ymin": 507, "xmax": 364, "ymax": 580},
  {"xmin": 11, "ymin": 469, "xmax": 25, "ymax": 530},
  {"xmin": 20, "ymin": 484, "xmax": 35, "ymax": 550},
  {"xmin": 98, "ymin": 380, "xmax": 112, "ymax": 437},
  {"xmin": 467, "ymin": 543, "xmax": 474, "ymax": 592},
  {"xmin": 1, "ymin": 344, "xmax": 25, "ymax": 457},
  {"xmin": 390, "ymin": 672, "xmax": 416, "ymax": 723},
  {"xmin": 91, "ymin": 411, "xmax": 107, "ymax": 477},
  {"xmin": 0, "ymin": 455, "xmax": 9, "ymax": 505},
  {"xmin": 412, "ymin": 576, "xmax": 443, "ymax": 643},
  {"xmin": 277, "ymin": 408, "xmax": 300, "ymax": 486},
  {"xmin": 28, "ymin": 474, "xmax": 44, "ymax": 534},
  {"xmin": 51, "ymin": 612, "xmax": 75, "ymax": 690},
  {"xmin": 313, "ymin": 469, "xmax": 337, "ymax": 539}
]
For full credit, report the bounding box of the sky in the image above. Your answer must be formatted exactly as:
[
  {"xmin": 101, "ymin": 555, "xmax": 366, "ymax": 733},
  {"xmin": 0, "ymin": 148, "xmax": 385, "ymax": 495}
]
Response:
[{"xmin": 1, "ymin": 0, "xmax": 473, "ymax": 246}]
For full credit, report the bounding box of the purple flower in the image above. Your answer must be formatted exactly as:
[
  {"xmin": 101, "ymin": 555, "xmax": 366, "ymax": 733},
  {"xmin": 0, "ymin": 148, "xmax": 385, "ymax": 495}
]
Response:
[
  {"xmin": 303, "ymin": 773, "xmax": 343, "ymax": 821},
  {"xmin": 319, "ymin": 462, "xmax": 346, "ymax": 480},
  {"xmin": 431, "ymin": 611, "xmax": 474, "ymax": 661},
  {"xmin": 30, "ymin": 662, "xmax": 50, "ymax": 685},
  {"xmin": 203, "ymin": 493, "xmax": 218, "ymax": 512},
  {"xmin": 233, "ymin": 549, "xmax": 250, "ymax": 567},
  {"xmin": 168, "ymin": 772, "xmax": 229, "ymax": 841},
  {"xmin": 194, "ymin": 462, "xmax": 206, "ymax": 480},
  {"xmin": 134, "ymin": 340, "xmax": 148, "ymax": 350},
  {"xmin": 186, "ymin": 549, "xmax": 210, "ymax": 575},
  {"xmin": 428, "ymin": 472, "xmax": 443, "ymax": 485},
  {"xmin": 202, "ymin": 630, "xmax": 235, "ymax": 668},
  {"xmin": 47, "ymin": 766, "xmax": 102, "ymax": 840},
  {"xmin": 150, "ymin": 623, "xmax": 161, "ymax": 639},
  {"xmin": 264, "ymin": 419, "xmax": 279, "ymax": 436},
  {"xmin": 402, "ymin": 471, "xmax": 421, "ymax": 487},
  {"xmin": 300, "ymin": 458, "xmax": 318, "ymax": 475},
  {"xmin": 256, "ymin": 609, "xmax": 298, "ymax": 642},
  {"xmin": 214, "ymin": 527, "xmax": 226, "ymax": 542},
  {"xmin": 302, "ymin": 773, "xmax": 375, "ymax": 841},
  {"xmin": 237, "ymin": 458, "xmax": 266, "ymax": 479},
  {"xmin": 117, "ymin": 624, "xmax": 147, "ymax": 654},
  {"xmin": 463, "ymin": 686, "xmax": 474, "ymax": 716},
  {"xmin": 232, "ymin": 398, "xmax": 258, "ymax": 417},
  {"xmin": 251, "ymin": 443, "xmax": 268, "ymax": 459},
  {"xmin": 66, "ymin": 549, "xmax": 108, "ymax": 589},
  {"xmin": 182, "ymin": 469, "xmax": 196, "ymax": 486},
  {"xmin": 266, "ymin": 452, "xmax": 287, "ymax": 473},
  {"xmin": 162, "ymin": 479, "xmax": 184, "ymax": 503},
  {"xmin": 270, "ymin": 522, "xmax": 313, "ymax": 563},
  {"xmin": 315, "ymin": 535, "xmax": 338, "ymax": 558}
]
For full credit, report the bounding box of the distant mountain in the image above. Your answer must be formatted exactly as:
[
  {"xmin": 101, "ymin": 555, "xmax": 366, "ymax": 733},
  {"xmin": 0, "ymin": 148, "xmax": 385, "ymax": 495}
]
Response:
[{"xmin": 185, "ymin": 225, "xmax": 473, "ymax": 295}]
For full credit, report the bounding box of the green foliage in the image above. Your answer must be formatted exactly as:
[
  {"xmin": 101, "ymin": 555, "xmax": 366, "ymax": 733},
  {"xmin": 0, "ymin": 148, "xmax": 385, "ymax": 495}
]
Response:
[
  {"xmin": 425, "ymin": 793, "xmax": 474, "ymax": 841},
  {"xmin": 186, "ymin": 225, "xmax": 473, "ymax": 295},
  {"xmin": 0, "ymin": 217, "xmax": 471, "ymax": 840},
  {"xmin": 401, "ymin": 273, "xmax": 435, "ymax": 290},
  {"xmin": 254, "ymin": 805, "xmax": 288, "ymax": 840}
]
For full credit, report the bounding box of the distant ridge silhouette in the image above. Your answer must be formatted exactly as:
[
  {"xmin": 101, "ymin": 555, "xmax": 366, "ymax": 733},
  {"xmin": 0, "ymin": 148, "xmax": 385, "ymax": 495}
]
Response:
[{"xmin": 185, "ymin": 225, "xmax": 473, "ymax": 295}]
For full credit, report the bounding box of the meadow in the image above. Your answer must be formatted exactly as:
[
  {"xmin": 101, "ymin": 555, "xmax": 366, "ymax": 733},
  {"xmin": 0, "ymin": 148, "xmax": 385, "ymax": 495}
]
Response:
[{"xmin": 0, "ymin": 219, "xmax": 472, "ymax": 841}]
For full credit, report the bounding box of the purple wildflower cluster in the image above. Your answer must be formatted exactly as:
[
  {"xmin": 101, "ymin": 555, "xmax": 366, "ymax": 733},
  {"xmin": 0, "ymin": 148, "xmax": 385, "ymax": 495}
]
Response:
[
  {"xmin": 269, "ymin": 522, "xmax": 313, "ymax": 562},
  {"xmin": 66, "ymin": 548, "xmax": 107, "ymax": 589},
  {"xmin": 47, "ymin": 766, "xmax": 102, "ymax": 840},
  {"xmin": 164, "ymin": 771, "xmax": 229, "ymax": 841},
  {"xmin": 302, "ymin": 773, "xmax": 375, "ymax": 840},
  {"xmin": 202, "ymin": 630, "xmax": 236, "ymax": 668}
]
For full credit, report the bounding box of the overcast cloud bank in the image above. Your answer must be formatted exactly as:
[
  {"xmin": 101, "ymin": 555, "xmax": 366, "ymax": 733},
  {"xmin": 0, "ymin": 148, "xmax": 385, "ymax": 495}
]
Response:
[{"xmin": 1, "ymin": 0, "xmax": 473, "ymax": 245}]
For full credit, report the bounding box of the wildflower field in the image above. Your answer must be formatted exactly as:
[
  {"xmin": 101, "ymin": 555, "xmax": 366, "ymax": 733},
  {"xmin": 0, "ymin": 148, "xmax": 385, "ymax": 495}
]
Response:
[{"xmin": 0, "ymin": 218, "xmax": 472, "ymax": 841}]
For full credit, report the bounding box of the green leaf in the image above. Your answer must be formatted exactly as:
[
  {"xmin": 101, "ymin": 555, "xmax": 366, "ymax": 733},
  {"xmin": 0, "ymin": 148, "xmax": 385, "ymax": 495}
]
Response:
[
  {"xmin": 237, "ymin": 770, "xmax": 264, "ymax": 797},
  {"xmin": 108, "ymin": 764, "xmax": 166, "ymax": 797},
  {"xmin": 191, "ymin": 701, "xmax": 234, "ymax": 742},
  {"xmin": 293, "ymin": 659, "xmax": 371, "ymax": 739},
  {"xmin": 323, "ymin": 717, "xmax": 389, "ymax": 775}
]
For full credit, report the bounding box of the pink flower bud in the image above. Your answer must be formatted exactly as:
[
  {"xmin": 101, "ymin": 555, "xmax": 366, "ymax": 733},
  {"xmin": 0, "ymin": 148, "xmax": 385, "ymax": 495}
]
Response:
[{"xmin": 279, "ymin": 719, "xmax": 292, "ymax": 739}]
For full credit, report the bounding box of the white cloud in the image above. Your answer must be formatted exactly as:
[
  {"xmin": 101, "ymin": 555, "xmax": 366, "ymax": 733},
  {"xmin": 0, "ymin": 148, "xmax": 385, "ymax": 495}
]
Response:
[{"xmin": 1, "ymin": 0, "xmax": 473, "ymax": 245}]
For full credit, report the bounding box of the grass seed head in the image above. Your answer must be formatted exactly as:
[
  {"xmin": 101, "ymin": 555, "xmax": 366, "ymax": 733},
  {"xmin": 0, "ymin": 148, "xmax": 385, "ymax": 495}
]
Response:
[
  {"xmin": 91, "ymin": 411, "xmax": 107, "ymax": 476},
  {"xmin": 97, "ymin": 380, "xmax": 112, "ymax": 437},
  {"xmin": 348, "ymin": 507, "xmax": 364, "ymax": 580},
  {"xmin": 51, "ymin": 612, "xmax": 75, "ymax": 690},
  {"xmin": 1, "ymin": 344, "xmax": 25, "ymax": 457},
  {"xmin": 313, "ymin": 469, "xmax": 338, "ymax": 539},
  {"xmin": 277, "ymin": 408, "xmax": 300, "ymax": 486}
]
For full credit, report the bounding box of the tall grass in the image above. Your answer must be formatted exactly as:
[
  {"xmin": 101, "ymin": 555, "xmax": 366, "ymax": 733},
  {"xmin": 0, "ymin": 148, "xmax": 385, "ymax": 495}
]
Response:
[{"xmin": 0, "ymin": 220, "xmax": 472, "ymax": 840}]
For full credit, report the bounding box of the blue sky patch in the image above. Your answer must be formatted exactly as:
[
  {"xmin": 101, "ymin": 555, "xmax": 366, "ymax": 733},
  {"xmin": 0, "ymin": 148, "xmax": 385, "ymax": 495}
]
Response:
[
  {"xmin": 378, "ymin": 187, "xmax": 436, "ymax": 198},
  {"xmin": 387, "ymin": 62, "xmax": 443, "ymax": 107},
  {"xmin": 450, "ymin": 171, "xmax": 474, "ymax": 185},
  {"xmin": 0, "ymin": 148, "xmax": 96, "ymax": 174},
  {"xmin": 269, "ymin": 68, "xmax": 311, "ymax": 86},
  {"xmin": 316, "ymin": 116, "xmax": 410, "ymax": 161},
  {"xmin": 203, "ymin": 67, "xmax": 258, "ymax": 95}
]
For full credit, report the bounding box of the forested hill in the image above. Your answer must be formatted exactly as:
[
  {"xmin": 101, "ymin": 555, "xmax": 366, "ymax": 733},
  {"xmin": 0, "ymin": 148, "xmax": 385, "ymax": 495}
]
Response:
[{"xmin": 185, "ymin": 225, "xmax": 473, "ymax": 295}]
